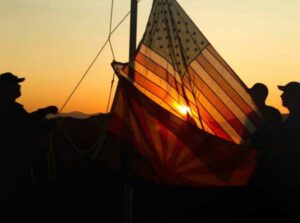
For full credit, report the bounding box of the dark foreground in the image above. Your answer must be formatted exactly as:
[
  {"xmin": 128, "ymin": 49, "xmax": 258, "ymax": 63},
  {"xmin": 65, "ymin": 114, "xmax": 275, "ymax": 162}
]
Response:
[
  {"xmin": 11, "ymin": 161, "xmax": 297, "ymax": 223},
  {"xmin": 4, "ymin": 115, "xmax": 297, "ymax": 222}
]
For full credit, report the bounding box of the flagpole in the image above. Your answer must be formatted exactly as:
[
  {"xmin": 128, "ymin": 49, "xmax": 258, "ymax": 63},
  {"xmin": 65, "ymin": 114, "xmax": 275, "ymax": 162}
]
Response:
[
  {"xmin": 124, "ymin": 1, "xmax": 137, "ymax": 223},
  {"xmin": 129, "ymin": 0, "xmax": 137, "ymax": 79}
]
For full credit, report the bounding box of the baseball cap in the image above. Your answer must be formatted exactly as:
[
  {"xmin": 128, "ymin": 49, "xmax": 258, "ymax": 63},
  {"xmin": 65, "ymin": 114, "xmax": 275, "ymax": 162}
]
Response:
[
  {"xmin": 0, "ymin": 72, "xmax": 25, "ymax": 86},
  {"xmin": 278, "ymin": 82, "xmax": 300, "ymax": 95}
]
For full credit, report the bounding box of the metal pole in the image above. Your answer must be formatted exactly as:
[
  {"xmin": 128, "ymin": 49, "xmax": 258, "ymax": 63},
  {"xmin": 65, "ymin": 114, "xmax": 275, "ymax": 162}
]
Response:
[
  {"xmin": 124, "ymin": 2, "xmax": 137, "ymax": 223},
  {"xmin": 129, "ymin": 0, "xmax": 137, "ymax": 79}
]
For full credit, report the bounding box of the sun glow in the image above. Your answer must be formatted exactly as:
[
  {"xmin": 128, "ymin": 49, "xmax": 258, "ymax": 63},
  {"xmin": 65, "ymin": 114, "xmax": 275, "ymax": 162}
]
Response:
[{"xmin": 177, "ymin": 105, "xmax": 191, "ymax": 116}]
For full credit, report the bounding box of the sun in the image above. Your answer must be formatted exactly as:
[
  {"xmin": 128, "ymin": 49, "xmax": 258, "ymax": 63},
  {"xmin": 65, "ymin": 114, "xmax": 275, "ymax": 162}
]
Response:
[{"xmin": 177, "ymin": 105, "xmax": 191, "ymax": 116}]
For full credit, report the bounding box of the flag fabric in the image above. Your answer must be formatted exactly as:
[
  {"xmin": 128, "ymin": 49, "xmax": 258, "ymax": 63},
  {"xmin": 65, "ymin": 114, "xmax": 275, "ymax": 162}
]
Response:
[
  {"xmin": 106, "ymin": 0, "xmax": 263, "ymax": 186},
  {"xmin": 112, "ymin": 0, "xmax": 262, "ymax": 144},
  {"xmin": 108, "ymin": 79, "xmax": 257, "ymax": 186}
]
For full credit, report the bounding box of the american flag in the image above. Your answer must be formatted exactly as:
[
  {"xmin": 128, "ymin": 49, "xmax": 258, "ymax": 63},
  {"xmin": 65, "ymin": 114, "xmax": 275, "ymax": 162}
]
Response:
[
  {"xmin": 106, "ymin": 0, "xmax": 263, "ymax": 186},
  {"xmin": 113, "ymin": 0, "xmax": 262, "ymax": 144}
]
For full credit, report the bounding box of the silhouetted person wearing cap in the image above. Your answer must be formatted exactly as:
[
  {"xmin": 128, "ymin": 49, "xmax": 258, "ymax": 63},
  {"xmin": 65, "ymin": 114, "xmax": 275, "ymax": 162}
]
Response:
[
  {"xmin": 0, "ymin": 72, "xmax": 58, "ymax": 222},
  {"xmin": 274, "ymin": 81, "xmax": 300, "ymax": 220},
  {"xmin": 242, "ymin": 83, "xmax": 283, "ymax": 220},
  {"xmin": 249, "ymin": 83, "xmax": 282, "ymax": 149},
  {"xmin": 248, "ymin": 83, "xmax": 282, "ymax": 184}
]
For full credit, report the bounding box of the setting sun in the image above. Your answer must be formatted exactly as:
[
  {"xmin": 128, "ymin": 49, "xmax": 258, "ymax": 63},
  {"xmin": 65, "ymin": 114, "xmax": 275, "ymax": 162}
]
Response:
[{"xmin": 177, "ymin": 105, "xmax": 192, "ymax": 116}]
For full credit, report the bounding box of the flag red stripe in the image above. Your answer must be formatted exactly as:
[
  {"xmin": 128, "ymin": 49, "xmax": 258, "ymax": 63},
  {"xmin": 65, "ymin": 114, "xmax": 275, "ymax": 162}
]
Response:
[
  {"xmin": 182, "ymin": 76, "xmax": 193, "ymax": 91},
  {"xmin": 193, "ymin": 99, "xmax": 233, "ymax": 141}
]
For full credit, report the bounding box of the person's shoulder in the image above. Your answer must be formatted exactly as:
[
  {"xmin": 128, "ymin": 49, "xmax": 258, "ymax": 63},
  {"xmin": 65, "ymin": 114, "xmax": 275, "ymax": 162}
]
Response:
[
  {"xmin": 285, "ymin": 112, "xmax": 300, "ymax": 125},
  {"xmin": 7, "ymin": 102, "xmax": 28, "ymax": 116},
  {"xmin": 265, "ymin": 105, "xmax": 279, "ymax": 112},
  {"xmin": 14, "ymin": 102, "xmax": 24, "ymax": 108},
  {"xmin": 10, "ymin": 102, "xmax": 25, "ymax": 110},
  {"xmin": 283, "ymin": 114, "xmax": 300, "ymax": 135},
  {"xmin": 264, "ymin": 105, "xmax": 280, "ymax": 115},
  {"xmin": 265, "ymin": 105, "xmax": 281, "ymax": 116}
]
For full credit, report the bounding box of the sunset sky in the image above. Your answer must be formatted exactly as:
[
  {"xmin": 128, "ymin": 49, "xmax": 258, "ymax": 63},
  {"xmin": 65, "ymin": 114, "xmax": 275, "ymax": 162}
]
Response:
[{"xmin": 1, "ymin": 0, "xmax": 299, "ymax": 114}]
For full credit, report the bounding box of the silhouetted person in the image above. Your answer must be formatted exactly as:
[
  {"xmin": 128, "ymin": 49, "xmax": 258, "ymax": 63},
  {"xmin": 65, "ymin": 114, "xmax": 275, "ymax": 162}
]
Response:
[
  {"xmin": 275, "ymin": 81, "xmax": 300, "ymax": 219},
  {"xmin": 243, "ymin": 83, "xmax": 283, "ymax": 220},
  {"xmin": 0, "ymin": 72, "xmax": 58, "ymax": 222},
  {"xmin": 248, "ymin": 83, "xmax": 282, "ymax": 185}
]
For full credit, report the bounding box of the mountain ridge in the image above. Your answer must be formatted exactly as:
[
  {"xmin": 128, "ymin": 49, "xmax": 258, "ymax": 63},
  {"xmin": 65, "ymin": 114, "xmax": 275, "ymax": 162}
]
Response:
[
  {"xmin": 50, "ymin": 111, "xmax": 101, "ymax": 119},
  {"xmin": 59, "ymin": 111, "xmax": 289, "ymax": 120}
]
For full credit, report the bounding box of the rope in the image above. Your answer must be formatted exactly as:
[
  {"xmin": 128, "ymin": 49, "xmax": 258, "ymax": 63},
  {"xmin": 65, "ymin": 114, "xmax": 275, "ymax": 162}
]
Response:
[
  {"xmin": 58, "ymin": 38, "xmax": 108, "ymax": 113},
  {"xmin": 56, "ymin": 121, "xmax": 81, "ymax": 154},
  {"xmin": 89, "ymin": 0, "xmax": 116, "ymax": 158},
  {"xmin": 106, "ymin": 0, "xmax": 117, "ymax": 113},
  {"xmin": 88, "ymin": 0, "xmax": 143, "ymax": 158},
  {"xmin": 108, "ymin": 0, "xmax": 116, "ymax": 61},
  {"xmin": 92, "ymin": 0, "xmax": 143, "ymax": 158},
  {"xmin": 58, "ymin": 4, "xmax": 133, "ymax": 113},
  {"xmin": 50, "ymin": 0, "xmax": 142, "ymax": 159},
  {"xmin": 50, "ymin": 4, "xmax": 131, "ymax": 154},
  {"xmin": 106, "ymin": 74, "xmax": 116, "ymax": 113}
]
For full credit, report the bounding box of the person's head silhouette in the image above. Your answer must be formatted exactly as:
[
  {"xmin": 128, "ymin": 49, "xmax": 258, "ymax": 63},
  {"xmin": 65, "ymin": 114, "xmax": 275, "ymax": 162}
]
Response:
[
  {"xmin": 249, "ymin": 83, "xmax": 268, "ymax": 108},
  {"xmin": 0, "ymin": 72, "xmax": 25, "ymax": 101},
  {"xmin": 278, "ymin": 82, "xmax": 300, "ymax": 112}
]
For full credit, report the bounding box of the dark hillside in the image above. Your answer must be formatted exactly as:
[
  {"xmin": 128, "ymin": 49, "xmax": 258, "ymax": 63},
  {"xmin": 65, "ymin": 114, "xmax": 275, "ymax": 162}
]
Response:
[
  {"xmin": 36, "ymin": 113, "xmax": 109, "ymax": 169},
  {"xmin": 29, "ymin": 113, "xmax": 125, "ymax": 222}
]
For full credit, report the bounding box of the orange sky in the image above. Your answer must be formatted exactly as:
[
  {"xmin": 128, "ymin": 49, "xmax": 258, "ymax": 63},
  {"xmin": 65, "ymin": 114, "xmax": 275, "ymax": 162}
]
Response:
[{"xmin": 1, "ymin": 0, "xmax": 299, "ymax": 114}]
